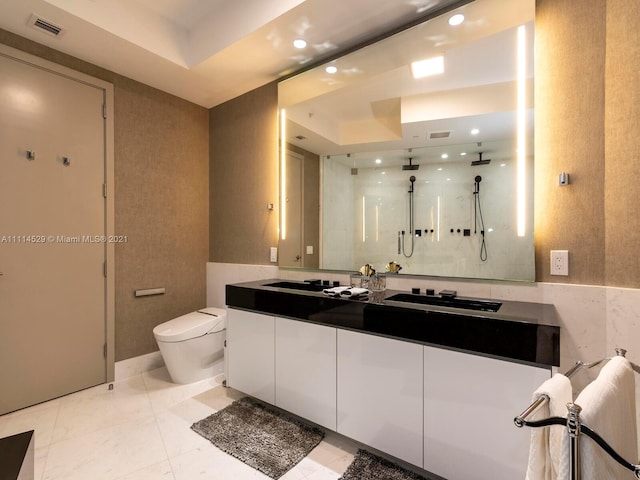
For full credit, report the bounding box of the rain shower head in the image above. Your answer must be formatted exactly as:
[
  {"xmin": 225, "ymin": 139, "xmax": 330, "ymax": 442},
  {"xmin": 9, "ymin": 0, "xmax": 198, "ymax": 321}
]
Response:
[
  {"xmin": 471, "ymin": 152, "xmax": 491, "ymax": 166},
  {"xmin": 402, "ymin": 157, "xmax": 419, "ymax": 170}
]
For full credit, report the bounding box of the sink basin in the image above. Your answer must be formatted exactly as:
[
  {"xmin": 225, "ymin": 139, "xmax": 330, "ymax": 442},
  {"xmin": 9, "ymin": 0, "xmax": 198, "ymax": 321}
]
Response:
[
  {"xmin": 387, "ymin": 293, "xmax": 502, "ymax": 312},
  {"xmin": 264, "ymin": 281, "xmax": 326, "ymax": 292}
]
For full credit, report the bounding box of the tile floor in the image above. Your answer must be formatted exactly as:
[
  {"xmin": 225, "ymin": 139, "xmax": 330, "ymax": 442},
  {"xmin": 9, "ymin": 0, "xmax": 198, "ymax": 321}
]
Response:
[{"xmin": 0, "ymin": 367, "xmax": 360, "ymax": 480}]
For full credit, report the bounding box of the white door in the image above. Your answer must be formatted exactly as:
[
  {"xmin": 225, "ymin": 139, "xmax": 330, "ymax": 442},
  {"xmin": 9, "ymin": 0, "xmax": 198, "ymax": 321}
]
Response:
[
  {"xmin": 275, "ymin": 317, "xmax": 336, "ymax": 430},
  {"xmin": 226, "ymin": 309, "xmax": 275, "ymax": 404},
  {"xmin": 423, "ymin": 346, "xmax": 551, "ymax": 479},
  {"xmin": 337, "ymin": 330, "xmax": 424, "ymax": 467},
  {"xmin": 0, "ymin": 52, "xmax": 107, "ymax": 414}
]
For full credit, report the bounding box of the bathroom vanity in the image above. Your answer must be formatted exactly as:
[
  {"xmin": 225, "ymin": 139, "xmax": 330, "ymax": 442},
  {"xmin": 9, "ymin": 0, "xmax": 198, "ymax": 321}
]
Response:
[{"xmin": 225, "ymin": 280, "xmax": 559, "ymax": 480}]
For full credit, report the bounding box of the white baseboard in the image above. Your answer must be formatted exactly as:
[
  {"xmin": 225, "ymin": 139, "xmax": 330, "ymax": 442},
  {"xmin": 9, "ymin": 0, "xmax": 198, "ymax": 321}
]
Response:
[{"xmin": 115, "ymin": 351, "xmax": 164, "ymax": 381}]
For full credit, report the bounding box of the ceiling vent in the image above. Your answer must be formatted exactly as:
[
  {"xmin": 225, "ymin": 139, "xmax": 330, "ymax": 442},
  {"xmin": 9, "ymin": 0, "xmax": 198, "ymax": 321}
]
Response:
[
  {"xmin": 28, "ymin": 14, "xmax": 65, "ymax": 38},
  {"xmin": 429, "ymin": 131, "xmax": 451, "ymax": 139}
]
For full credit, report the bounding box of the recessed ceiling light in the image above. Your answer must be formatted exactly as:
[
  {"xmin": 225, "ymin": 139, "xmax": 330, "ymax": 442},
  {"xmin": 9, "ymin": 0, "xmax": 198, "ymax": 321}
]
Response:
[
  {"xmin": 441, "ymin": 153, "xmax": 448, "ymax": 159},
  {"xmin": 325, "ymin": 65, "xmax": 338, "ymax": 74},
  {"xmin": 410, "ymin": 56, "xmax": 444, "ymax": 79},
  {"xmin": 381, "ymin": 171, "xmax": 386, "ymax": 175},
  {"xmin": 437, "ymin": 167, "xmax": 443, "ymax": 171},
  {"xmin": 448, "ymin": 14, "xmax": 465, "ymax": 26},
  {"xmin": 375, "ymin": 158, "xmax": 382, "ymax": 164},
  {"xmin": 293, "ymin": 39, "xmax": 307, "ymax": 49},
  {"xmin": 460, "ymin": 152, "xmax": 467, "ymax": 156},
  {"xmin": 471, "ymin": 128, "xmax": 480, "ymax": 135}
]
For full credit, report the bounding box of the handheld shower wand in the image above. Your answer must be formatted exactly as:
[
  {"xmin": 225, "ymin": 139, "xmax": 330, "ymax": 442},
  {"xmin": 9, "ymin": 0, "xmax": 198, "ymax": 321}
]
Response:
[
  {"xmin": 474, "ymin": 175, "xmax": 481, "ymax": 195},
  {"xmin": 408, "ymin": 175, "xmax": 416, "ymax": 234},
  {"xmin": 473, "ymin": 175, "xmax": 487, "ymax": 261},
  {"xmin": 402, "ymin": 176, "xmax": 416, "ymax": 258}
]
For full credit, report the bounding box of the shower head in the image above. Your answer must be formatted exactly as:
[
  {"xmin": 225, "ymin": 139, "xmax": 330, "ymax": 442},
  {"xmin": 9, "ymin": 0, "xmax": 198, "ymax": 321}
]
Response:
[
  {"xmin": 471, "ymin": 152, "xmax": 491, "ymax": 166},
  {"xmin": 475, "ymin": 175, "xmax": 482, "ymax": 183},
  {"xmin": 402, "ymin": 157, "xmax": 419, "ymax": 170}
]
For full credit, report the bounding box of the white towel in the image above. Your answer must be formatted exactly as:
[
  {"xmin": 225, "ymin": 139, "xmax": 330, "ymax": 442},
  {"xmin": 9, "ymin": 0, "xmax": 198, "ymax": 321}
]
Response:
[
  {"xmin": 525, "ymin": 373, "xmax": 572, "ymax": 480},
  {"xmin": 340, "ymin": 287, "xmax": 370, "ymax": 297},
  {"xmin": 565, "ymin": 356, "xmax": 637, "ymax": 480},
  {"xmin": 323, "ymin": 286, "xmax": 350, "ymax": 296}
]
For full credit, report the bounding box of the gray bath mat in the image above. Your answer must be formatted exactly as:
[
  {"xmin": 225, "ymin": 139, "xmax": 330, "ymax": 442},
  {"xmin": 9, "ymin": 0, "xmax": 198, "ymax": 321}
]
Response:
[
  {"xmin": 191, "ymin": 396, "xmax": 324, "ymax": 479},
  {"xmin": 340, "ymin": 449, "xmax": 430, "ymax": 480}
]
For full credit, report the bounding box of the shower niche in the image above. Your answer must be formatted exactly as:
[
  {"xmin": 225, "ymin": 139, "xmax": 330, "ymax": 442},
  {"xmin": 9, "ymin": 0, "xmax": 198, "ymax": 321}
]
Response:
[{"xmin": 278, "ymin": 0, "xmax": 535, "ymax": 282}]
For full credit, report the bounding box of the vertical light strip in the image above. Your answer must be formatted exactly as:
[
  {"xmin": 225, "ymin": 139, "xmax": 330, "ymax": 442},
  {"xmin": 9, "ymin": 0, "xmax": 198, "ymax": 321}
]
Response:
[
  {"xmin": 362, "ymin": 196, "xmax": 366, "ymax": 242},
  {"xmin": 437, "ymin": 195, "xmax": 441, "ymax": 242},
  {"xmin": 280, "ymin": 108, "xmax": 287, "ymax": 240},
  {"xmin": 375, "ymin": 205, "xmax": 379, "ymax": 242},
  {"xmin": 516, "ymin": 25, "xmax": 526, "ymax": 237}
]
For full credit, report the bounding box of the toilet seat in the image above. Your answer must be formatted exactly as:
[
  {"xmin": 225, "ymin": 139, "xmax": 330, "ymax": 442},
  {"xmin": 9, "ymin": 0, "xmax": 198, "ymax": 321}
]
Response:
[{"xmin": 153, "ymin": 307, "xmax": 226, "ymax": 343}]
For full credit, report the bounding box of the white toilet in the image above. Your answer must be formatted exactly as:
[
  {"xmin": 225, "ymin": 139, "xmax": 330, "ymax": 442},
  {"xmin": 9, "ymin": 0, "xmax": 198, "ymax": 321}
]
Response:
[{"xmin": 153, "ymin": 307, "xmax": 226, "ymax": 384}]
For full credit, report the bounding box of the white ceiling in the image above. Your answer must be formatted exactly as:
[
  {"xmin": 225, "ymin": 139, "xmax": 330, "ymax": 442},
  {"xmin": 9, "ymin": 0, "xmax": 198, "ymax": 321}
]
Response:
[
  {"xmin": 279, "ymin": 0, "xmax": 535, "ymax": 162},
  {"xmin": 0, "ymin": 0, "xmax": 468, "ymax": 108}
]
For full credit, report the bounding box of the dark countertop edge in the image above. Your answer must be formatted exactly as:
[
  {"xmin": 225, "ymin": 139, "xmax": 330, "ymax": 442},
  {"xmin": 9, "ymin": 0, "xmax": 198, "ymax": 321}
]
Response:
[
  {"xmin": 227, "ymin": 304, "xmax": 556, "ymax": 371},
  {"xmin": 225, "ymin": 280, "xmax": 560, "ymax": 368}
]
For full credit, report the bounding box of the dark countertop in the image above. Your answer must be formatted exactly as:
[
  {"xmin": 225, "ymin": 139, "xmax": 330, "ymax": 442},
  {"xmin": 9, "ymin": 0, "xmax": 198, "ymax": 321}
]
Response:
[{"xmin": 225, "ymin": 279, "xmax": 560, "ymax": 368}]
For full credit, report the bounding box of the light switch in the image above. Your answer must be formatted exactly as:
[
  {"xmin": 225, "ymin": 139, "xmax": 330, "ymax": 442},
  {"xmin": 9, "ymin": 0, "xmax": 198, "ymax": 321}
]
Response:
[
  {"xmin": 270, "ymin": 247, "xmax": 278, "ymax": 262},
  {"xmin": 306, "ymin": 245, "xmax": 314, "ymax": 255}
]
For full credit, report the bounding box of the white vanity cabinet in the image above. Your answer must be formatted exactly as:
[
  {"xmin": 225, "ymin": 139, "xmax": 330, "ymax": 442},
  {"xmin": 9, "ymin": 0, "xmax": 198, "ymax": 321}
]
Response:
[
  {"xmin": 336, "ymin": 329, "xmax": 424, "ymax": 467},
  {"xmin": 226, "ymin": 309, "xmax": 275, "ymax": 404},
  {"xmin": 226, "ymin": 303, "xmax": 555, "ymax": 479},
  {"xmin": 423, "ymin": 346, "xmax": 551, "ymax": 479},
  {"xmin": 275, "ymin": 317, "xmax": 337, "ymax": 430}
]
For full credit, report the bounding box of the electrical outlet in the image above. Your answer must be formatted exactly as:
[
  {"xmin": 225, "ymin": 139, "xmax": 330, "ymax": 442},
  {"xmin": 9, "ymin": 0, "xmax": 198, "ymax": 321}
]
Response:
[
  {"xmin": 270, "ymin": 247, "xmax": 278, "ymax": 263},
  {"xmin": 550, "ymin": 250, "xmax": 569, "ymax": 276}
]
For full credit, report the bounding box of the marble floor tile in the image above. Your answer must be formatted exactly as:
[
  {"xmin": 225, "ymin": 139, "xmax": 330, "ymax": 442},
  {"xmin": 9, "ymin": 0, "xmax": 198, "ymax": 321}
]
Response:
[
  {"xmin": 0, "ymin": 400, "xmax": 60, "ymax": 449},
  {"xmin": 51, "ymin": 375, "xmax": 153, "ymax": 444},
  {"xmin": 42, "ymin": 416, "xmax": 167, "ymax": 480},
  {"xmin": 114, "ymin": 460, "xmax": 175, "ymax": 480},
  {"xmin": 0, "ymin": 364, "xmax": 378, "ymax": 480}
]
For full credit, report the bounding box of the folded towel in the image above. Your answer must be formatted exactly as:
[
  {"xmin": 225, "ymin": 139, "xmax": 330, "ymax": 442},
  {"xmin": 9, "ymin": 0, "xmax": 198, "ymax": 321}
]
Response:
[
  {"xmin": 525, "ymin": 373, "xmax": 573, "ymax": 480},
  {"xmin": 563, "ymin": 356, "xmax": 637, "ymax": 480},
  {"xmin": 323, "ymin": 286, "xmax": 350, "ymax": 296},
  {"xmin": 340, "ymin": 287, "xmax": 370, "ymax": 297}
]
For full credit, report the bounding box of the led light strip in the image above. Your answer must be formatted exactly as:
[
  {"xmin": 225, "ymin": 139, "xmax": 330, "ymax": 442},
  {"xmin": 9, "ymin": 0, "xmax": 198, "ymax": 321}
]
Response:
[
  {"xmin": 280, "ymin": 108, "xmax": 287, "ymax": 240},
  {"xmin": 516, "ymin": 25, "xmax": 527, "ymax": 237}
]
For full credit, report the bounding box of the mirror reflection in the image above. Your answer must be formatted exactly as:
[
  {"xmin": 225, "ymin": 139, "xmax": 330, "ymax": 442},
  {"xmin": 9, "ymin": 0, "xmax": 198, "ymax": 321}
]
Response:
[{"xmin": 278, "ymin": 0, "xmax": 535, "ymax": 281}]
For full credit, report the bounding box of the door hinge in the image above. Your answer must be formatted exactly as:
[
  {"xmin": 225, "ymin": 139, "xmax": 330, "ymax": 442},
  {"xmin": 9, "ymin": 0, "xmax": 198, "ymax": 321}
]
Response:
[
  {"xmin": 103, "ymin": 183, "xmax": 107, "ymax": 198},
  {"xmin": 102, "ymin": 103, "xmax": 107, "ymax": 119},
  {"xmin": 103, "ymin": 261, "xmax": 107, "ymax": 278},
  {"xmin": 103, "ymin": 343, "xmax": 107, "ymax": 358},
  {"xmin": 224, "ymin": 340, "xmax": 227, "ymax": 347}
]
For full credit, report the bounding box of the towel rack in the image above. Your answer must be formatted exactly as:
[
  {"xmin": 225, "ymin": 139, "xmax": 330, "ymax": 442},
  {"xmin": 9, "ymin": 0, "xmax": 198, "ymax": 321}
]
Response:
[{"xmin": 514, "ymin": 348, "xmax": 640, "ymax": 480}]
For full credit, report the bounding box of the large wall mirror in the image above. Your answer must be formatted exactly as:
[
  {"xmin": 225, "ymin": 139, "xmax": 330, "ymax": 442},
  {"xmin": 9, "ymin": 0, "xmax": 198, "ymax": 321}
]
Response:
[{"xmin": 278, "ymin": 0, "xmax": 535, "ymax": 282}]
